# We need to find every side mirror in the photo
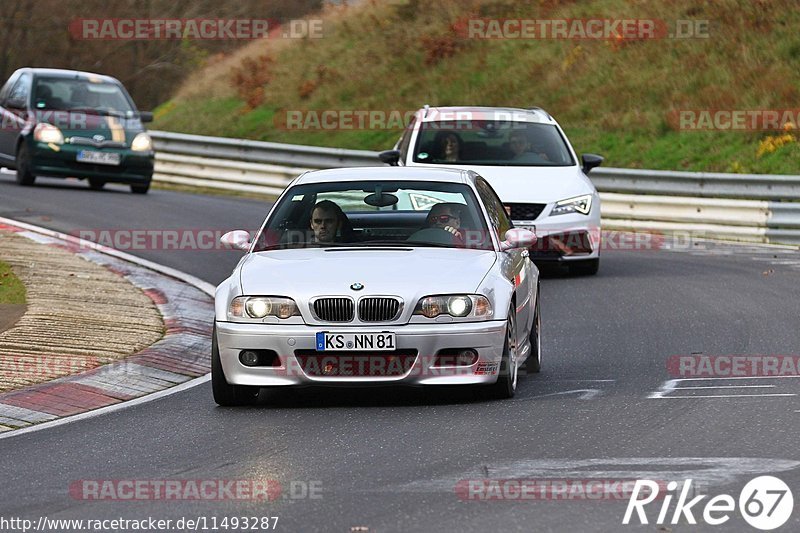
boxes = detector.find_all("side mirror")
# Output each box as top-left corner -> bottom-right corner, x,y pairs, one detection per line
6,97 -> 26,110
378,149 -> 400,166
581,153 -> 604,174
138,111 -> 154,123
220,230 -> 252,251
500,228 -> 536,251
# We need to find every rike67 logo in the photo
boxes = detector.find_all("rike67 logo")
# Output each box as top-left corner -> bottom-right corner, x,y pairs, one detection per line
623,476 -> 794,530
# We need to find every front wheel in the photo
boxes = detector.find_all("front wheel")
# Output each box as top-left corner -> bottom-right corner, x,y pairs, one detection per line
211,327 -> 260,406
525,293 -> 542,374
15,144 -> 36,186
130,182 -> 151,194
487,308 -> 518,399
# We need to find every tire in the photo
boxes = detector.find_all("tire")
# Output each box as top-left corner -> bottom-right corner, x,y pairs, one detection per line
487,308 -> 519,399
525,292 -> 542,374
569,258 -> 599,276
15,144 -> 36,186
211,326 -> 260,406
130,182 -> 151,194
88,178 -> 106,190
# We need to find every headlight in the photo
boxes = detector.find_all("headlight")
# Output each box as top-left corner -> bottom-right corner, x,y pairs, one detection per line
228,296 -> 300,320
130,132 -> 152,152
550,194 -> 592,216
414,295 -> 493,320
33,123 -> 64,145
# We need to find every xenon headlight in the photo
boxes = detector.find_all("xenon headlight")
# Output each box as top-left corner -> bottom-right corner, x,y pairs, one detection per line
550,194 -> 592,216
413,295 -> 493,320
228,296 -> 300,320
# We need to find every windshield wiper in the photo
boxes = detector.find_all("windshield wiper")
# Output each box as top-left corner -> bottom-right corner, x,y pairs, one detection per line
359,240 -> 455,248
68,107 -> 128,118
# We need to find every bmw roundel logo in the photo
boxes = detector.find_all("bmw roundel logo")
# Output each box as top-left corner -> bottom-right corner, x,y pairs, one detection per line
350,283 -> 364,291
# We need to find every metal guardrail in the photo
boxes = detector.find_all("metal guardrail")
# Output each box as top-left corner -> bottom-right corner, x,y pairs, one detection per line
150,131 -> 800,245
150,131 -> 377,169
589,167 -> 800,201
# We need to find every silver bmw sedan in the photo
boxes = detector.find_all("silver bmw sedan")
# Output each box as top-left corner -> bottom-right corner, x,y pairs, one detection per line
212,166 -> 541,405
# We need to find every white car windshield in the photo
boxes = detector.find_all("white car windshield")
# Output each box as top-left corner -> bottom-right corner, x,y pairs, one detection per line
413,121 -> 574,166
252,180 -> 495,251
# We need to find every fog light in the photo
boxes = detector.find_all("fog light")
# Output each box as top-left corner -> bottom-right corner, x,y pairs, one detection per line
433,348 -> 479,367
455,349 -> 478,366
239,350 -> 260,367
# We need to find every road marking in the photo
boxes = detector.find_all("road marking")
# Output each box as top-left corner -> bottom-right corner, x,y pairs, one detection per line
650,376 -> 800,399
547,379 -> 615,382
674,383 -> 781,388
673,375 -> 800,381
656,394 -> 795,399
389,457 -> 800,493
0,216 -> 216,440
0,374 -> 210,441
530,389 -> 602,400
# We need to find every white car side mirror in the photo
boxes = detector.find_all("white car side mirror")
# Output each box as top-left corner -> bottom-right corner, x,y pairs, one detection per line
500,228 -> 536,251
220,230 -> 252,251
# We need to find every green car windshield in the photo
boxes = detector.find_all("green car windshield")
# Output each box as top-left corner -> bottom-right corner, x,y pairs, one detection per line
32,77 -> 135,116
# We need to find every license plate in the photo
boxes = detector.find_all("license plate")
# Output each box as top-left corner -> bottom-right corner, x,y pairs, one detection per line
77,150 -> 120,166
316,332 -> 396,352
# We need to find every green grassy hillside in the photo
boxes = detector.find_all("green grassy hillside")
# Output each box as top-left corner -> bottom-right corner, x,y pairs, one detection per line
153,0 -> 800,174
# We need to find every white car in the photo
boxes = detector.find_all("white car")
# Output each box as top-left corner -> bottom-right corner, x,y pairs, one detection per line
213,167 -> 540,405
380,106 -> 603,275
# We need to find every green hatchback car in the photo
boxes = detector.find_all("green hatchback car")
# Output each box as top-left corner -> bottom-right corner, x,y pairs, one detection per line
0,68 -> 154,194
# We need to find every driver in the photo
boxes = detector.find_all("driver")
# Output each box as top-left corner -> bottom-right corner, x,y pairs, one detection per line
427,203 -> 463,240
309,200 -> 344,243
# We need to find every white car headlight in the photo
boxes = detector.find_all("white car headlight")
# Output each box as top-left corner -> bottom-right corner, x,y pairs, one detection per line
130,132 -> 152,152
414,295 -> 493,320
33,123 -> 64,145
550,194 -> 592,216
228,296 -> 300,320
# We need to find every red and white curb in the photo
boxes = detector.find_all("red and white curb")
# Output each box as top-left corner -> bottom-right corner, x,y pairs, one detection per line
0,217 -> 215,436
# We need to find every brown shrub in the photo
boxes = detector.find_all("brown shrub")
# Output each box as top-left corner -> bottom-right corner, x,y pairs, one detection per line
230,54 -> 274,109
298,79 -> 319,100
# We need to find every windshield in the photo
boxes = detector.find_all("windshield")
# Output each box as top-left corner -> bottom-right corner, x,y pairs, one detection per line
32,77 -> 135,115
412,121 -> 574,166
252,180 -> 494,252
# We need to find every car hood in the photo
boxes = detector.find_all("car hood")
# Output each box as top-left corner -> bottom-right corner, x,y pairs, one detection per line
413,163 -> 595,203
41,111 -> 145,145
239,247 -> 498,300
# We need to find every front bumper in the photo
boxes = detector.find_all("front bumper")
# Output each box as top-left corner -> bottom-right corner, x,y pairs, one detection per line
513,211 -> 601,263
215,320 -> 507,387
29,141 -> 153,183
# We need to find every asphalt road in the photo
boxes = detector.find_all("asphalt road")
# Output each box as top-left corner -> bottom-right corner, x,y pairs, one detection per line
1,176 -> 799,532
